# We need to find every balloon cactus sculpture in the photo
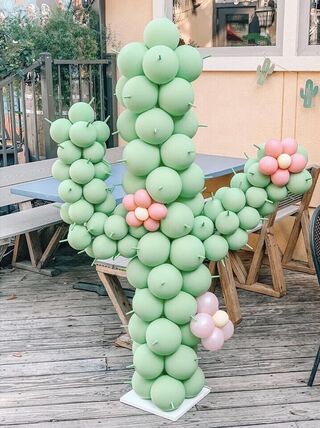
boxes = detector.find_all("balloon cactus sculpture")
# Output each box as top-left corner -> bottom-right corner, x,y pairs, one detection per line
50,17 -> 313,413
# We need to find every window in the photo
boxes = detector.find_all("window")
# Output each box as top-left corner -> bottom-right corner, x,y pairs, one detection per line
308,1 -> 320,45
299,0 -> 320,55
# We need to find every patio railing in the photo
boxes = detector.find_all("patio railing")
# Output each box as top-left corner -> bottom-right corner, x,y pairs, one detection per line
0,53 -> 118,167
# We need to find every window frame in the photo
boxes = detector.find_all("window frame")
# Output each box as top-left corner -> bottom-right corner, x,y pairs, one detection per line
153,0 -> 320,71
298,0 -> 320,56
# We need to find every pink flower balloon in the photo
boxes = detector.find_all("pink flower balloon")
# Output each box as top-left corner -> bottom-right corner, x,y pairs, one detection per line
202,327 -> 225,351
271,169 -> 290,186
282,138 -> 297,155
134,189 -> 152,209
221,321 -> 234,341
144,217 -> 160,232
148,203 -> 168,221
265,139 -> 283,158
259,156 -> 278,176
123,194 -> 137,211
126,211 -> 142,227
289,153 -> 307,173
190,313 -> 215,339
196,292 -> 219,315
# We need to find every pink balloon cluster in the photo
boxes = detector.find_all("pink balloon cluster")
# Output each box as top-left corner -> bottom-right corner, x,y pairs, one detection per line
190,292 -> 234,351
259,138 -> 307,187
123,189 -> 168,232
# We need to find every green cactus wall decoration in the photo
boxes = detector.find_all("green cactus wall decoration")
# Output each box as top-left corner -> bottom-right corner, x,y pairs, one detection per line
300,79 -> 319,108
256,58 -> 275,85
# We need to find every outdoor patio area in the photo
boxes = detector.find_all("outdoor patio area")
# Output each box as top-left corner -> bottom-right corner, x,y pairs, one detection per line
1,247 -> 319,428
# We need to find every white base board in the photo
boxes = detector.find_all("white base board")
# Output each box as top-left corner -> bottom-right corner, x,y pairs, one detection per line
120,387 -> 210,421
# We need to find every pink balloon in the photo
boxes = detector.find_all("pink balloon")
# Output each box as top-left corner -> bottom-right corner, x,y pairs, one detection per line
221,321 -> 234,341
196,292 -> 219,315
202,327 -> 225,351
288,153 -> 307,173
134,189 -> 152,209
265,139 -> 283,158
190,313 -> 215,339
282,138 -> 298,155
148,203 -> 168,221
125,211 -> 143,227
144,217 -> 160,232
271,168 -> 290,186
123,194 -> 137,211
259,156 -> 278,176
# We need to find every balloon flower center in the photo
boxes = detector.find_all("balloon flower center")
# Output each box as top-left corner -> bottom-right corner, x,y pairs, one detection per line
277,153 -> 291,169
135,207 -> 149,221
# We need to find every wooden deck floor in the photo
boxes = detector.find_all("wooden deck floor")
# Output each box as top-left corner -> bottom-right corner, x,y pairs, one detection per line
1,248 -> 320,428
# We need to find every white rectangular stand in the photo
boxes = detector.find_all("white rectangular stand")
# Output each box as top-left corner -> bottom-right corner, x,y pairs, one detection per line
120,387 -> 210,421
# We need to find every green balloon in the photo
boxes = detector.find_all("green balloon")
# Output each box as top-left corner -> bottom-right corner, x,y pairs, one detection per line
82,142 -> 106,164
144,18 -> 180,49
287,170 -> 313,195
69,159 -> 95,185
128,313 -> 149,344
146,167 -> 182,204
122,76 -> 158,114
137,232 -> 170,267
182,263 -> 212,297
94,161 -> 112,180
95,192 -> 116,215
230,172 -> 251,192
67,225 -> 92,251
150,375 -> 185,411
266,183 -> 288,202
191,215 -> 214,241
175,45 -> 203,82
68,102 -> 94,123
203,197 -> 224,221
123,139 -> 160,176
132,288 -> 164,322
225,228 -> 248,251
60,202 -> 72,224
146,318 -> 182,356
115,76 -> 128,108
86,212 -> 108,236
123,170 -> 146,194
92,121 -> 110,144
173,109 -> 199,138
69,121 -> 97,148
259,201 -> 276,217
143,45 -> 179,84
164,291 -> 197,325
132,371 -> 154,400
256,143 -> 266,160
117,42 -> 148,78
170,235 -> 205,271
114,203 -> 127,218
204,234 -> 229,261
83,178 -> 108,204
52,159 -> 70,181
177,193 -> 204,216
133,344 -> 164,380
147,263 -> 183,299
85,244 -> 95,258
68,199 -> 94,224
160,134 -> 196,171
246,163 -> 271,188
129,225 -> 147,239
215,186 -> 228,200
246,187 -> 268,208
237,206 -> 260,230
180,323 -> 200,347
244,157 -> 257,173
297,144 -> 308,161
91,235 -> 117,259
58,179 -> 82,203
104,214 -> 128,240
135,108 -> 174,145
118,235 -> 138,258
221,188 -> 246,213
159,77 -> 194,116
215,210 -> 240,235
183,367 -> 205,398
116,110 -> 138,142
165,345 -> 198,380
127,257 -> 151,289
57,140 -> 82,165
160,202 -> 194,239
49,118 -> 71,144
179,163 -> 204,198
132,342 -> 141,354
